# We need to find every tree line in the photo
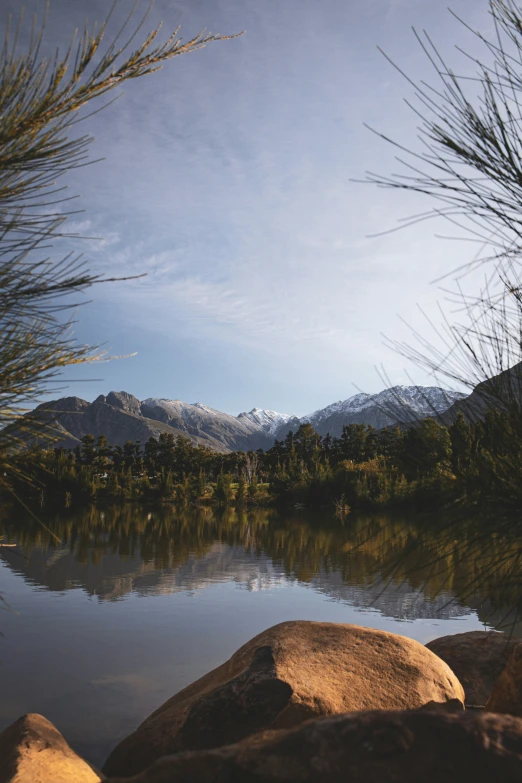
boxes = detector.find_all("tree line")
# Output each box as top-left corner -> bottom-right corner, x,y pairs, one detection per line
8,408 -> 522,510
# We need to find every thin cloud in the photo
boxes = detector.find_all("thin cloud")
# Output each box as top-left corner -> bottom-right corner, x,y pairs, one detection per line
16,0 -> 492,411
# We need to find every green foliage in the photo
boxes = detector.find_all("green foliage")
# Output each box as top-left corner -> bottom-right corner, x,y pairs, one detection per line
0,3 -> 241,488
400,419 -> 452,478
213,472 -> 234,506
364,0 -> 522,512
80,435 -> 96,466
247,476 -> 260,503
8,404 -> 522,511
366,0 -> 522,278
236,475 -> 247,506
448,408 -> 522,504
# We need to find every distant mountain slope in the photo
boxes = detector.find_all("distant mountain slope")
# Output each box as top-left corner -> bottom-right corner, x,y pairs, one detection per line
274,386 -> 467,439
31,393 -> 191,450
139,397 -> 277,451
28,385 -> 465,453
32,392 -> 285,452
236,407 -> 293,434
442,361 -> 522,423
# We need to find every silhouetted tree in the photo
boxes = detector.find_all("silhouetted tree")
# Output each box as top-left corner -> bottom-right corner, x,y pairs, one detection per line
0,2 -> 240,486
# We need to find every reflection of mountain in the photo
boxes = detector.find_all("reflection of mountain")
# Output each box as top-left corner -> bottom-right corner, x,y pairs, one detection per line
308,570 -> 469,622
131,544 -> 289,598
0,535 -> 286,601
0,540 -> 470,621
0,506 -> 500,623
1,544 -> 146,599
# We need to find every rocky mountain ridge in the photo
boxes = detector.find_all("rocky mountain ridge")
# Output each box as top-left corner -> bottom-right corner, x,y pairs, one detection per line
31,385 -> 467,453
34,392 -> 277,452
280,385 -> 467,439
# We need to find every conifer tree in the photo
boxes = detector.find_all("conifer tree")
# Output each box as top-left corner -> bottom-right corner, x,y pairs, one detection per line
214,471 -> 233,505
0,2 -> 241,485
449,413 -> 473,478
367,0 -> 522,416
80,434 -> 96,465
236,474 -> 247,506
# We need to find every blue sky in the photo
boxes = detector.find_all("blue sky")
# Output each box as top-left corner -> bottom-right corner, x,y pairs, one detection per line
4,0 -> 491,416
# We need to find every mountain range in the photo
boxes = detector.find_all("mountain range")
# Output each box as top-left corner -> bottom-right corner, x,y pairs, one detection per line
284,386 -> 466,439
31,385 -> 467,453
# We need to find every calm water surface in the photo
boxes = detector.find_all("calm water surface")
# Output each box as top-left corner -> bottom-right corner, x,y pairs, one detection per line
0,504 -> 519,766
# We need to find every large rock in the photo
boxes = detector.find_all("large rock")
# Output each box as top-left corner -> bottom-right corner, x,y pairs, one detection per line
486,641 -> 522,716
103,620 -> 464,777
426,630 -> 519,705
105,709 -> 522,783
0,713 -> 102,783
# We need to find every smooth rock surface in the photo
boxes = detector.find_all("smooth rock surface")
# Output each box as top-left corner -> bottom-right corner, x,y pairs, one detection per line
486,641 -> 522,716
0,713 -> 102,783
426,630 -> 519,705
105,709 -> 522,783
103,620 -> 464,777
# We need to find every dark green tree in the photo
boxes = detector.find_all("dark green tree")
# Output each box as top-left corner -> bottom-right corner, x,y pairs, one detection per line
449,413 -> 474,478
236,475 -> 247,506
401,419 -> 452,477
214,472 -> 233,505
80,434 -> 96,466
0,3 -> 241,486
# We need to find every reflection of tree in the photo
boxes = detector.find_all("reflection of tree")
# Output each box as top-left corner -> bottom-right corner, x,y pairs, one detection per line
1,505 -> 521,628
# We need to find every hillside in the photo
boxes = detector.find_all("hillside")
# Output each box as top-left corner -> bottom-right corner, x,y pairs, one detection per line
274,386 -> 467,440
30,392 -> 285,453
27,385 -> 465,453
443,362 -> 522,423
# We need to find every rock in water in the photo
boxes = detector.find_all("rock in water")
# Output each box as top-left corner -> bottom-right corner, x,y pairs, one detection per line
426,630 -> 519,706
103,620 -> 464,777
0,713 -> 101,783
104,709 -> 522,783
486,642 -> 522,716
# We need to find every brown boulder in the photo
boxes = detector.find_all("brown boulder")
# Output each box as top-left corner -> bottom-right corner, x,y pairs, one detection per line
486,641 -> 522,716
426,630 -> 519,705
103,620 -> 464,777
105,709 -> 522,783
0,713 -> 102,783
417,698 -> 464,712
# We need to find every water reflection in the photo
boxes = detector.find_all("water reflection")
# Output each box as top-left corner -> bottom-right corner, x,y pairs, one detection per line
1,504 -> 520,766
1,504 -> 519,627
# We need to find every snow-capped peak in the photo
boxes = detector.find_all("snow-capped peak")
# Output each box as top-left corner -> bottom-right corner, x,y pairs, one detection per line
142,398 -> 220,415
302,393 -> 372,424
140,387 -> 465,443
237,407 -> 294,435
142,397 -> 181,409
192,402 -> 220,415
300,385 -> 466,434
142,397 -> 292,433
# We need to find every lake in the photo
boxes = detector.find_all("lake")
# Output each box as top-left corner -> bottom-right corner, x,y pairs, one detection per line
0,503 -> 519,768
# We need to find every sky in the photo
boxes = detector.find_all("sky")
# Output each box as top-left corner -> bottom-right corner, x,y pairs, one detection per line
3,0 -> 494,416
